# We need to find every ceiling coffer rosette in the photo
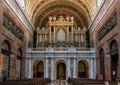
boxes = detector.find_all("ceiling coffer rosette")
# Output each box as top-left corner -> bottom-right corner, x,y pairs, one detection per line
25,0 -> 97,29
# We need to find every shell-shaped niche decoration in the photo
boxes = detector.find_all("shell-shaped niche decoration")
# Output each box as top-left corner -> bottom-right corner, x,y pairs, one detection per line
57,28 -> 66,42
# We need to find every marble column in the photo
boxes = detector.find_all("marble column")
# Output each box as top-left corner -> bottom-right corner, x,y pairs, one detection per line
73,58 -> 76,78
51,59 -> 54,80
67,59 -> 71,77
93,59 -> 96,79
28,58 -> 32,78
45,59 -> 48,78
90,59 -> 94,79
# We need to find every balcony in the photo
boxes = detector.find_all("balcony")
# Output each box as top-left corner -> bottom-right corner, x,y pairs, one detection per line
27,47 -> 95,52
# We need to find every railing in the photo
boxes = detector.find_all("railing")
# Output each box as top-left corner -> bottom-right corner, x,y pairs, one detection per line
28,47 -> 95,52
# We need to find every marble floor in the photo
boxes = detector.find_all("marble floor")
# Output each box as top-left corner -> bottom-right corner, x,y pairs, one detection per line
47,80 -> 72,85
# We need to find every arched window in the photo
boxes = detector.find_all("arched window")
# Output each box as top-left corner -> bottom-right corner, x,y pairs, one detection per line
100,48 -> 105,79
97,0 -> 103,7
17,0 -> 25,7
1,40 -> 11,56
1,40 -> 11,81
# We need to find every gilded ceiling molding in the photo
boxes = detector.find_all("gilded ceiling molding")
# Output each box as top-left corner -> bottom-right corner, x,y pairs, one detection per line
25,0 -> 97,29
26,0 -> 40,15
33,5 -> 88,27
26,0 -> 90,22
35,1 -> 90,22
30,0 -> 54,19
36,8 -> 85,28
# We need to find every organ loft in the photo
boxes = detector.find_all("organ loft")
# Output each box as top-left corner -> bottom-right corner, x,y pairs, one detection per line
37,16 -> 86,48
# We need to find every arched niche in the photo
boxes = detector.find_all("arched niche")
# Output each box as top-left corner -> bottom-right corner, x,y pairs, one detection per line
55,60 -> 66,79
110,40 -> 118,81
1,40 -> 11,81
33,60 -> 44,78
78,60 -> 89,78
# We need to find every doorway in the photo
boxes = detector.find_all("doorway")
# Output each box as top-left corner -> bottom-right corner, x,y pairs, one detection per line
33,60 -> 44,78
78,60 -> 88,78
57,62 -> 66,79
111,54 -> 118,81
110,40 -> 118,81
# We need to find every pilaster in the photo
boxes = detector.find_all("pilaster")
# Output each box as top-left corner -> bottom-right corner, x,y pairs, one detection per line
28,58 -> 32,78
51,59 -> 54,80
90,59 -> 94,79
67,58 -> 71,77
45,59 -> 48,78
73,58 -> 77,78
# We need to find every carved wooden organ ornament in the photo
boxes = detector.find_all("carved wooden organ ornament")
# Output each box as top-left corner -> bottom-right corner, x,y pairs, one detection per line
37,16 -> 86,47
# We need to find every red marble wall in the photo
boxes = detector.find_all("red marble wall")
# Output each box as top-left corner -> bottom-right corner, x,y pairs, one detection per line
0,0 -> 28,80
95,0 -> 120,81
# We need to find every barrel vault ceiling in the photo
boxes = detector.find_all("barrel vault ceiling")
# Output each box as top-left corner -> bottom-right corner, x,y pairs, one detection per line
25,0 -> 97,29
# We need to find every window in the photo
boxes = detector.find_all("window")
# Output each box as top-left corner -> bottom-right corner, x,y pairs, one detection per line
97,0 -> 103,7
17,0 -> 25,7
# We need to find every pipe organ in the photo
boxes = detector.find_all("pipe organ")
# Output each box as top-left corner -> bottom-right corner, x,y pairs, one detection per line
37,16 -> 86,47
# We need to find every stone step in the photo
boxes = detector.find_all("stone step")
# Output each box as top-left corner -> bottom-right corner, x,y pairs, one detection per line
46,80 -> 72,85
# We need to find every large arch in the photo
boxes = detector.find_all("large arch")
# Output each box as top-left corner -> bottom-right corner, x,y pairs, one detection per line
25,0 -> 98,30
78,60 -> 89,79
110,40 -> 118,81
33,60 -> 44,78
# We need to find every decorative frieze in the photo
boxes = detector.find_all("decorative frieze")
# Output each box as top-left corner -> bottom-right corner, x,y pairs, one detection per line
98,12 -> 117,41
3,14 -> 23,41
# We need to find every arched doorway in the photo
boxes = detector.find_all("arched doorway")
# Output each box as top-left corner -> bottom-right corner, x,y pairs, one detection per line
1,40 -> 11,81
78,60 -> 88,78
33,60 -> 44,78
56,60 -> 66,79
110,40 -> 118,81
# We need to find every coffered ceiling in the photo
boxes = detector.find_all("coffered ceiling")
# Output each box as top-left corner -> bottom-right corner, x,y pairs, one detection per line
25,0 -> 97,29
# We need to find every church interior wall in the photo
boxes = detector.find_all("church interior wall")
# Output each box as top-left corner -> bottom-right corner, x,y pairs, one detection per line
89,0 -> 116,49
26,51 -> 96,80
0,0 -> 30,80
95,0 -> 120,81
